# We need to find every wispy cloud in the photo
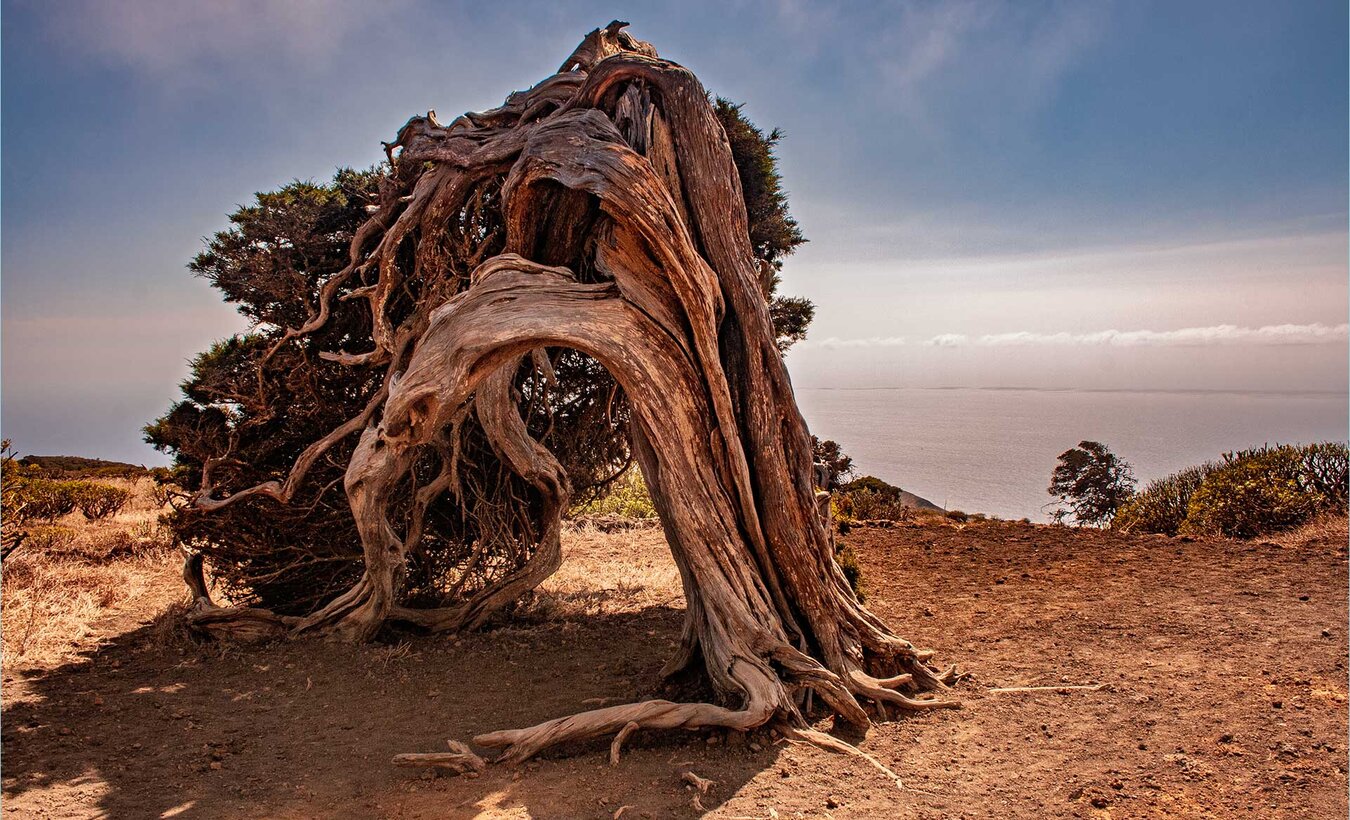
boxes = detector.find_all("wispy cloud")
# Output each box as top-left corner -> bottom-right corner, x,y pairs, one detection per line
864,1 -> 1108,132
33,0 -> 406,89
808,323 -> 1349,350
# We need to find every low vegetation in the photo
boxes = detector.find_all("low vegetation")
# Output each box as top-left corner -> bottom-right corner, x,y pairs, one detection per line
1109,441 -> 1348,538
567,469 -> 658,521
1,473 -> 176,664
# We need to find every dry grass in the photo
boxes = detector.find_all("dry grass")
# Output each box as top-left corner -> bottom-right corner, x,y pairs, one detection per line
518,521 -> 682,622
1,485 -> 689,665
2,477 -> 181,667
1269,512 -> 1349,549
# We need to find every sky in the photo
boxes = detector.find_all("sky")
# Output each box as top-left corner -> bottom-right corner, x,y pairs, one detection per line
2,0 -> 1346,463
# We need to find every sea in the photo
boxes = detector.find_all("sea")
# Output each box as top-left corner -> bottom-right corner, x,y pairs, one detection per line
795,387 -> 1349,522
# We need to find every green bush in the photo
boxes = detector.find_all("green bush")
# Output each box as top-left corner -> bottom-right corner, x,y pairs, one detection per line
835,544 -> 865,601
840,476 -> 903,498
12,479 -> 84,522
1113,464 -> 1213,536
835,476 -> 912,522
74,483 -> 133,520
1180,443 -> 1346,538
569,469 -> 657,519
1181,448 -> 1314,537
1290,441 -> 1348,508
1114,442 -> 1347,538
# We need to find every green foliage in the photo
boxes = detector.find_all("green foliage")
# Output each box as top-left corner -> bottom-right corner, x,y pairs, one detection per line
1113,464 -> 1210,536
569,469 -> 657,520
834,476 -> 910,522
713,98 -> 813,351
840,475 -> 903,497
1293,441 -> 1349,508
74,483 -> 133,521
713,98 -> 805,270
810,436 -> 854,490
1048,441 -> 1136,526
5,474 -> 132,524
1114,442 -> 1347,538
834,544 -> 865,602
1181,443 -> 1346,538
12,479 -> 84,523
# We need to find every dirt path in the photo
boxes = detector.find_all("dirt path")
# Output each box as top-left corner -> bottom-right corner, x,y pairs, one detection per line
3,520 -> 1346,818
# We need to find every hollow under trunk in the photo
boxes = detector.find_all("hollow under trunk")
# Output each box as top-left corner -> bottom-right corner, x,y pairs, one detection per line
184,21 -> 959,767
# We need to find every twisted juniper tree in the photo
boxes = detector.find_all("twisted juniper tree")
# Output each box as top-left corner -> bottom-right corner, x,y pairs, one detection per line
153,22 -> 957,766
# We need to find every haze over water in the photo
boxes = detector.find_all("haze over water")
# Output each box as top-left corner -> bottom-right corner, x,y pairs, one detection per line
797,387 -> 1349,521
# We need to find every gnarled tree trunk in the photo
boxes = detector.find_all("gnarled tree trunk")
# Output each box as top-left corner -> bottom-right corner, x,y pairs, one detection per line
185,21 -> 958,766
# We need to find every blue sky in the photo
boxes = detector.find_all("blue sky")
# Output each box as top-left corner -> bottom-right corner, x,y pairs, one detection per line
2,0 -> 1346,462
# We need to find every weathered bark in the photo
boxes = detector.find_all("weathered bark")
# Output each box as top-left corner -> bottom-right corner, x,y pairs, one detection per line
184,21 -> 959,767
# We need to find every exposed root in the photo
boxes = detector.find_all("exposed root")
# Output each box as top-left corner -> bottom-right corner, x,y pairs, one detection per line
778,724 -> 906,791
473,691 -> 776,766
181,21 -> 967,780
181,553 -> 296,641
681,769 -> 717,794
844,669 -> 961,713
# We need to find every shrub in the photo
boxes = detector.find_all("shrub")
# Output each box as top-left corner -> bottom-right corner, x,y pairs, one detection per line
1113,464 -> 1213,536
1181,448 -> 1315,538
1179,443 -> 1346,538
840,475 -> 902,498
13,479 -> 83,522
835,544 -> 865,601
1287,441 -> 1347,508
569,469 -> 657,519
1115,442 -> 1347,538
945,509 -> 969,523
834,476 -> 914,522
74,483 -> 133,520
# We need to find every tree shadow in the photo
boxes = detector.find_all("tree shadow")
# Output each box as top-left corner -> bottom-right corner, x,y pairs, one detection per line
2,599 -> 799,819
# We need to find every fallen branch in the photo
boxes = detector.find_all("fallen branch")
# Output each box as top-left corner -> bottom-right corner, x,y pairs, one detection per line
391,740 -> 487,775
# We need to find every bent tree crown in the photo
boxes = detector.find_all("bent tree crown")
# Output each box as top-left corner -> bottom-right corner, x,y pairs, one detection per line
180,21 -> 958,767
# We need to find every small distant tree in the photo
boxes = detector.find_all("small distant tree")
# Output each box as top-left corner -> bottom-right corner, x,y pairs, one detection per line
1048,441 -> 1136,526
811,436 -> 854,490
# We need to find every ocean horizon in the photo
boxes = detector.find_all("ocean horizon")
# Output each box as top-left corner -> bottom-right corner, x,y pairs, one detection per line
795,385 -> 1348,521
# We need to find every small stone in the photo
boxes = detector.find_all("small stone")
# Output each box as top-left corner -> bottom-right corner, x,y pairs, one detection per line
1110,779 -> 1123,790
1091,796 -> 1109,808
1299,595 -> 1310,601
825,797 -> 839,809
209,761 -> 223,771
1271,701 -> 1283,709
58,727 -> 72,736
1219,733 -> 1234,744
749,742 -> 763,752
1322,630 -> 1332,638
705,734 -> 720,746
